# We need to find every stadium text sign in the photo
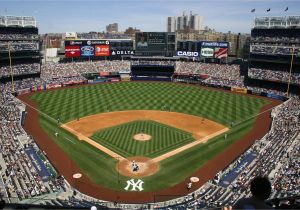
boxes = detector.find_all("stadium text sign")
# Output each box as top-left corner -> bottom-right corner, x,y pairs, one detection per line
176,51 -> 199,57
201,41 -> 229,48
111,50 -> 134,56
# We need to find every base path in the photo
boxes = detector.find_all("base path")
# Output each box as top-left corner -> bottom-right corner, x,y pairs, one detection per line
63,110 -> 226,139
62,110 -> 228,163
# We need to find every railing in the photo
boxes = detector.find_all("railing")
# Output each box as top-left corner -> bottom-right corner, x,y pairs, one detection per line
0,15 -> 37,27
253,16 -> 300,29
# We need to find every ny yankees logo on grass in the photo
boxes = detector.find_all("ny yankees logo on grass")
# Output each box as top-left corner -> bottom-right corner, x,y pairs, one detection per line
124,179 -> 144,191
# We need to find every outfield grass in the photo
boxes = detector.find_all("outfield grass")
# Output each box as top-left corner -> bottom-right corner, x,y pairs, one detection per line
30,82 -> 269,126
30,82 -> 271,191
91,120 -> 195,158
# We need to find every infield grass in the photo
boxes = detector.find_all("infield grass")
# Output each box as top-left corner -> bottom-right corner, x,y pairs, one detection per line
90,120 -> 195,158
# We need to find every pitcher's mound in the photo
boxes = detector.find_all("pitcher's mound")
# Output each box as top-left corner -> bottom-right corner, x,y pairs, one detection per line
116,157 -> 159,178
133,133 -> 152,141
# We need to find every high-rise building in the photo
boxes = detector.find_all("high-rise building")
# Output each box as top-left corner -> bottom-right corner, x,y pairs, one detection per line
167,11 -> 204,32
106,23 -> 118,34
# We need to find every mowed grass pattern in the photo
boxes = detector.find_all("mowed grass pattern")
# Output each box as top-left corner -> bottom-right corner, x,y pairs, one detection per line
91,120 -> 195,158
28,82 -> 272,191
30,82 -> 270,126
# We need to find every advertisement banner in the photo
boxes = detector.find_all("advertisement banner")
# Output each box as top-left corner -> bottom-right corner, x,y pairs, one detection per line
266,93 -> 286,101
65,40 -> 109,46
176,51 -> 199,57
214,48 -> 228,59
65,46 -> 80,57
80,45 -> 94,56
95,45 -> 110,56
231,87 -> 248,94
110,50 -> 134,56
24,147 -> 51,181
17,88 -> 30,95
46,84 -> 61,89
100,72 -> 110,76
201,41 -> 229,48
65,32 -> 77,39
201,48 -> 214,57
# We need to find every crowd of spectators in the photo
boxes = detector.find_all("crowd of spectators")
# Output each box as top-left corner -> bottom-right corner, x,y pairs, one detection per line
41,60 -> 130,78
248,68 -> 300,85
1,78 -> 45,93
0,89 -> 66,203
251,44 -> 300,56
174,62 -> 244,87
0,33 -> 39,40
0,63 -> 40,78
175,62 -> 241,80
203,77 -> 245,88
0,41 -> 39,52
251,36 -> 300,44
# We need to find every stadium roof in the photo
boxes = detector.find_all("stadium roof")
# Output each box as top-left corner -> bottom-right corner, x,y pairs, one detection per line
0,15 -> 37,28
253,15 -> 300,29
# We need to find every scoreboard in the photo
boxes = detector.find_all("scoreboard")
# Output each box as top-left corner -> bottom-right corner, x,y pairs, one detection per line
135,32 -> 176,56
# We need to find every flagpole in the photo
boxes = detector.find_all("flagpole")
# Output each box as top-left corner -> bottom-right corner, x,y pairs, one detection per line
8,42 -> 15,93
286,46 -> 295,97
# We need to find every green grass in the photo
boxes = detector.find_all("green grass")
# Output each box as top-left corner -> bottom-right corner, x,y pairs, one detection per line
91,120 -> 195,158
30,82 -> 269,126
29,82 -> 271,191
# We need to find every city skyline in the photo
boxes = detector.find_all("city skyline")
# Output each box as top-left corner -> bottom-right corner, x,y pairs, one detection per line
1,0 -> 299,34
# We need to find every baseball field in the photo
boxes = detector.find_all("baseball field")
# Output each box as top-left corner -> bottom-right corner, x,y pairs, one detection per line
18,82 -> 280,203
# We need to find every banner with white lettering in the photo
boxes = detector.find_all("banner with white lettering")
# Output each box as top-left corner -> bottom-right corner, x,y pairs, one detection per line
24,146 -> 51,181
176,51 -> 199,57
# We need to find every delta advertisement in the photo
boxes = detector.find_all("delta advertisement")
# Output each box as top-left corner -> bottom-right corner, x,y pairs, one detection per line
200,41 -> 229,59
65,40 -> 110,57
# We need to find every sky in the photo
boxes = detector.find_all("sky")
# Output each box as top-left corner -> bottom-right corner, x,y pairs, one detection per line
1,0 -> 299,34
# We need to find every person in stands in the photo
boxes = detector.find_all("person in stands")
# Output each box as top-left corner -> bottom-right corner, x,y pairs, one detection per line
233,176 -> 273,209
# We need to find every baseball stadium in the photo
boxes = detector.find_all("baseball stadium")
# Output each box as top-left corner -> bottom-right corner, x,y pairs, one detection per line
0,5 -> 300,210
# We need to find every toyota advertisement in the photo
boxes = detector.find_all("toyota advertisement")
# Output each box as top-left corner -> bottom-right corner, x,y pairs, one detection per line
65,40 -> 110,57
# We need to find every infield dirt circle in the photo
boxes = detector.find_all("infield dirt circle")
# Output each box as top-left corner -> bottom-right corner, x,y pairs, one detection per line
133,133 -> 152,141
117,157 -> 159,178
